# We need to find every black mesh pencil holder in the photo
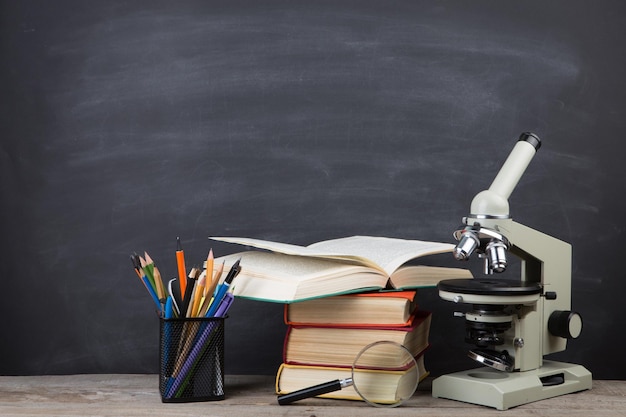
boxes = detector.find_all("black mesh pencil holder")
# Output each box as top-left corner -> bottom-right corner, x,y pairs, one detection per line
159,317 -> 225,402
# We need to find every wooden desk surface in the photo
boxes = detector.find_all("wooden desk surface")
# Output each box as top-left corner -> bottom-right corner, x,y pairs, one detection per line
0,374 -> 624,417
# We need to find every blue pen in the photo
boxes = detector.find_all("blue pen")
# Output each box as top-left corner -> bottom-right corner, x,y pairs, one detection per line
164,296 -> 174,319
205,259 -> 241,317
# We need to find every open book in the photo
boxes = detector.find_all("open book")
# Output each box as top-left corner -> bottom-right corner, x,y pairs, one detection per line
210,235 -> 472,303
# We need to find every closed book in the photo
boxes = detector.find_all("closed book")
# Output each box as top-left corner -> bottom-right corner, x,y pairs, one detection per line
283,310 -> 431,368
284,290 -> 418,327
275,354 -> 429,403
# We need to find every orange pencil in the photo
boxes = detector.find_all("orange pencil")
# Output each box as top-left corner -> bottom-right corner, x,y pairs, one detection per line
176,237 -> 187,296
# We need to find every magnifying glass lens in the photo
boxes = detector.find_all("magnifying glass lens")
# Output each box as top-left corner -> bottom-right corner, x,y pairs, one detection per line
277,340 -> 419,407
352,341 -> 419,407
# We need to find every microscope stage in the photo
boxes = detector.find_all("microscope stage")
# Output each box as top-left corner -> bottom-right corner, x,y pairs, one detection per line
438,278 -> 542,295
438,278 -> 543,304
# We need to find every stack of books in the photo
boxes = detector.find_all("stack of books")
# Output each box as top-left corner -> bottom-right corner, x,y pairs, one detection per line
275,291 -> 432,403
208,235 -> 472,403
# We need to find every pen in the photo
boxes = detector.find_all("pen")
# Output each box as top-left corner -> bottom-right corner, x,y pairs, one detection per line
206,259 -> 241,317
214,291 -> 235,318
167,278 -> 182,317
176,237 -> 187,297
164,296 -> 174,319
181,267 -> 198,318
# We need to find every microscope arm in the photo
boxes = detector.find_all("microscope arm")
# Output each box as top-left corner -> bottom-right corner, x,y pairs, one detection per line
505,220 -> 578,354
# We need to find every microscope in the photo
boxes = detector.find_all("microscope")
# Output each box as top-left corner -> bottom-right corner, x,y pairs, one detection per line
431,133 -> 592,410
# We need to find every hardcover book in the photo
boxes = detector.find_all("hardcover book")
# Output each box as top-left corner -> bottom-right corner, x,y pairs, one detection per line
210,235 -> 472,303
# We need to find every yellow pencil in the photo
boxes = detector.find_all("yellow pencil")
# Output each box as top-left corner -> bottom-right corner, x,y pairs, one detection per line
206,249 -> 214,281
198,261 -> 223,317
204,261 -> 222,298
152,266 -> 166,302
191,272 -> 206,317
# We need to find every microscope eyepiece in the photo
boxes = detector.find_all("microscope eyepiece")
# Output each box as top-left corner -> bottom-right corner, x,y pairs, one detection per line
518,132 -> 541,151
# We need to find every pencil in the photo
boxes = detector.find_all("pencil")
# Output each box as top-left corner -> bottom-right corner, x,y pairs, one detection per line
197,261 -> 223,317
205,249 -> 214,285
130,253 -> 153,297
176,237 -> 187,296
144,252 -> 165,302
190,272 -> 206,317
131,253 -> 142,278
131,253 -> 160,310
152,265 -> 166,303
205,261 -> 223,297
139,255 -> 157,294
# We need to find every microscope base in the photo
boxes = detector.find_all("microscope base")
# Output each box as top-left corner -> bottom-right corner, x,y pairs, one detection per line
432,360 -> 592,410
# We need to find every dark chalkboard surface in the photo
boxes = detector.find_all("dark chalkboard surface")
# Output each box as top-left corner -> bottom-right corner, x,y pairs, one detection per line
1,0 -> 625,379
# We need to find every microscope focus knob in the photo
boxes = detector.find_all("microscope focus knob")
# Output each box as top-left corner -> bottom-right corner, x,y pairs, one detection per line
548,310 -> 583,339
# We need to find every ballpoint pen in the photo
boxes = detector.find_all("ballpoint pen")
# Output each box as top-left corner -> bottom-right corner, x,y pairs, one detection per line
206,259 -> 241,317
181,268 -> 199,318
214,291 -> 235,318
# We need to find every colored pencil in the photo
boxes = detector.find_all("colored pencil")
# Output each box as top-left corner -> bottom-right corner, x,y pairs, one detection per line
176,237 -> 187,297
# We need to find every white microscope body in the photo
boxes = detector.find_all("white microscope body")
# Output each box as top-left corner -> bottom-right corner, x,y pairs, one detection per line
432,133 -> 592,410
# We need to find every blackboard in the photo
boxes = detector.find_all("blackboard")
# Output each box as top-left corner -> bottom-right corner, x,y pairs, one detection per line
1,0 -> 625,380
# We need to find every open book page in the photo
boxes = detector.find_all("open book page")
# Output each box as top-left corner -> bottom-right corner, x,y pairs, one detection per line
390,265 -> 473,288
217,251 -> 387,302
307,236 -> 454,276
211,236 -> 454,276
211,237 -> 312,256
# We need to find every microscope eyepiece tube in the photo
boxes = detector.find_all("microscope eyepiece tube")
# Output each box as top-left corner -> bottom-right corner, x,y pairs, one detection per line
488,133 -> 541,201
469,133 -> 542,217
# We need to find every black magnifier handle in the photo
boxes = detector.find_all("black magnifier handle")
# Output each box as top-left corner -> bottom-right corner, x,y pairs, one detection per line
278,378 -> 352,405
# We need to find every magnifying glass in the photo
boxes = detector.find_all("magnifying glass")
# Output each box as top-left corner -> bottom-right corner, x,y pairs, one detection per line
277,340 -> 419,407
